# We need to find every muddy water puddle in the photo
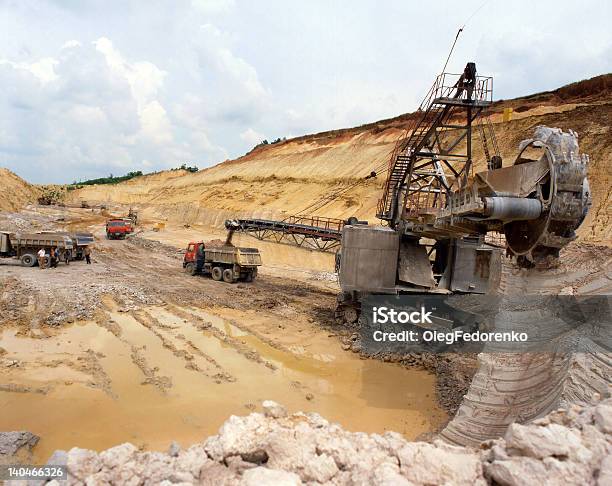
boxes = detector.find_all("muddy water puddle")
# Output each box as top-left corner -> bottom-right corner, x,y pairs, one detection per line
1,306 -> 446,462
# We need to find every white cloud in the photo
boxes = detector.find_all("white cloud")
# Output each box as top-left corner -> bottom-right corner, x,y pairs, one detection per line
191,0 -> 235,14
0,36 -> 221,182
93,37 -> 175,145
0,57 -> 59,84
0,0 -> 609,184
240,127 -> 265,146
194,23 -> 270,124
140,101 -> 173,144
68,105 -> 106,125
61,40 -> 81,50
94,37 -> 166,108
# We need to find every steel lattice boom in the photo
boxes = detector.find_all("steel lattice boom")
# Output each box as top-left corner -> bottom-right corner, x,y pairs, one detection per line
225,215 -> 348,252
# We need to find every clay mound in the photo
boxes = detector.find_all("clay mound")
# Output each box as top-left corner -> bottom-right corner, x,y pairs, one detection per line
205,239 -> 227,248
0,168 -> 41,211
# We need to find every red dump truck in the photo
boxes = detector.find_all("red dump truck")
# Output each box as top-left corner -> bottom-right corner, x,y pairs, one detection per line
105,218 -> 133,239
183,241 -> 262,283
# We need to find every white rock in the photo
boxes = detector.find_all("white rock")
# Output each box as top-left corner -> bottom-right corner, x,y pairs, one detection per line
486,457 -> 549,486
67,447 -> 102,480
594,404 -> 612,434
262,400 -> 288,419
168,441 -> 181,457
505,423 -> 590,462
397,441 -> 486,485
240,467 -> 302,486
99,442 -> 137,469
598,453 -> 612,486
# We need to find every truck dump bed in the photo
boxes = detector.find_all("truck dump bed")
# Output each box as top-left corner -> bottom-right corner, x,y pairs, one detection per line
205,246 -> 262,266
13,233 -> 74,249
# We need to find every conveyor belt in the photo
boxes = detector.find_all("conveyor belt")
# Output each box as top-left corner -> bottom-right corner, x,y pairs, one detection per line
225,215 -> 346,251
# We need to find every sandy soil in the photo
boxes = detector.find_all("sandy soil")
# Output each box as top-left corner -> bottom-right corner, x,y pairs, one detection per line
0,169 -> 41,212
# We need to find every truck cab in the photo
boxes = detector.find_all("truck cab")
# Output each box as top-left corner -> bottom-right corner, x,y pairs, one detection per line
183,241 -> 201,265
106,219 -> 132,239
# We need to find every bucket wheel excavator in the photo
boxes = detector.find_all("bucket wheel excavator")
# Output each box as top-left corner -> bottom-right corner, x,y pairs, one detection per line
336,62 -> 591,323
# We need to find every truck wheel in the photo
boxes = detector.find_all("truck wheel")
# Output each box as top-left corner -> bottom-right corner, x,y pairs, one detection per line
212,267 -> 223,281
222,268 -> 235,283
184,263 -> 195,275
244,272 -> 253,282
21,253 -> 36,267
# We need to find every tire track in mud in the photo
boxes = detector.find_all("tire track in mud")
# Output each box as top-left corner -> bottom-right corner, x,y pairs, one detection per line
73,349 -> 117,399
128,345 -> 173,393
130,309 -> 236,383
94,313 -> 173,394
163,304 -> 278,371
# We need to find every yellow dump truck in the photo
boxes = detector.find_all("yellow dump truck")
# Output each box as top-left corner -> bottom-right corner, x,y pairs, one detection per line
183,241 -> 262,283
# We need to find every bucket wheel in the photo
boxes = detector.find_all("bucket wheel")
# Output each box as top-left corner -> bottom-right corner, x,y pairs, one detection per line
504,128 -> 591,268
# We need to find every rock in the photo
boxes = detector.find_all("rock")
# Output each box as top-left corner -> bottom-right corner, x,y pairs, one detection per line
486,457 -> 549,485
301,453 -> 338,483
99,442 -> 137,469
46,449 -> 68,466
598,453 -> 612,486
66,447 -> 102,480
240,467 -> 302,486
594,403 -> 612,434
40,399 -> 611,485
504,423 -> 589,461
262,400 -> 287,419
167,441 -> 181,457
0,431 -> 39,457
397,440 -> 486,485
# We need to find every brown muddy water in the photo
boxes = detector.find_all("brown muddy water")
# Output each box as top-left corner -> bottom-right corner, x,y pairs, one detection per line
1,306 -> 446,462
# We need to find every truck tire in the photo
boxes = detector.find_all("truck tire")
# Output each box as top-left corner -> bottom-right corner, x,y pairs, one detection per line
244,271 -> 253,282
222,268 -> 235,283
21,253 -> 36,267
212,267 -> 223,281
184,262 -> 195,275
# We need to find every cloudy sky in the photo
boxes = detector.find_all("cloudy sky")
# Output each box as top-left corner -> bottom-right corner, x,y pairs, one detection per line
1,0 -> 610,183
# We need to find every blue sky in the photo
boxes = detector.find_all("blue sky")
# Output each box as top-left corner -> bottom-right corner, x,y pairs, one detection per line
1,0 -> 610,183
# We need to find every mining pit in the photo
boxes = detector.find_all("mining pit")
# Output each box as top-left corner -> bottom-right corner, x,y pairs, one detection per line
1,206 -> 451,463
1,204 -> 610,472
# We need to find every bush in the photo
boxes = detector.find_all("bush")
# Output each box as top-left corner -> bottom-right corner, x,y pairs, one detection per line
69,171 -> 143,187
